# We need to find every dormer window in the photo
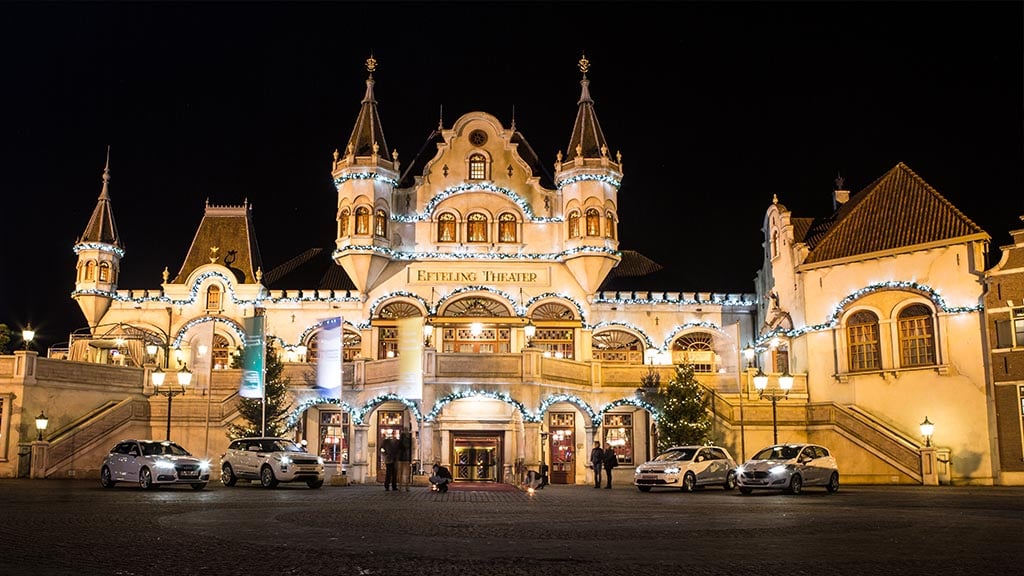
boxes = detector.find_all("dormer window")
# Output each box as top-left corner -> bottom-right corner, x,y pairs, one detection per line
468,212 -> 488,242
586,208 -> 601,236
355,206 -> 370,235
469,153 -> 487,180
568,210 -> 581,238
374,209 -> 387,238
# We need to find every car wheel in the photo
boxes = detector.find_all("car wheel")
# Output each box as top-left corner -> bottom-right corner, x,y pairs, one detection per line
723,470 -> 737,490
100,466 -> 116,489
139,467 -> 156,490
681,472 -> 697,493
191,482 -> 208,490
637,486 -> 652,492
739,487 -> 753,495
221,464 -> 237,487
826,472 -> 840,493
260,466 -> 279,488
307,479 -> 324,489
787,474 -> 803,495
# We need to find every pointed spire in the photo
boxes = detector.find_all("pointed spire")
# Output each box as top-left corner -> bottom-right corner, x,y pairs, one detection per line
438,104 -> 444,131
346,53 -> 390,158
77,146 -> 122,247
565,52 -> 610,162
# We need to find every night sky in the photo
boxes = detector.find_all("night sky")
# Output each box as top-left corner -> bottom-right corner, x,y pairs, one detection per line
2,1 -> 1021,352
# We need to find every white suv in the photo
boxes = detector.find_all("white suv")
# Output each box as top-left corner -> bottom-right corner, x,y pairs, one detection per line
220,437 -> 325,489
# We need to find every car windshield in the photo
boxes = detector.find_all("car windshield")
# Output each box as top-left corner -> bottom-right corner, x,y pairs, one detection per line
752,445 -> 800,460
270,440 -> 303,452
654,448 -> 696,462
141,441 -> 190,457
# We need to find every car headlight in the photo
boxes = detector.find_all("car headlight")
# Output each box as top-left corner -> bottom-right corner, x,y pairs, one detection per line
199,460 -> 211,472
280,456 -> 292,465
664,466 -> 681,474
317,457 -> 325,465
635,467 -> 642,474
154,460 -> 175,470
769,464 -> 789,475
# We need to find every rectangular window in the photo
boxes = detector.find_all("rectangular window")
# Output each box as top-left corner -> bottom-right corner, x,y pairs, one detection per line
996,319 -> 1013,348
534,328 -> 574,360
899,316 -> 935,366
319,411 -> 349,464
603,413 -> 633,465
848,324 -> 880,371
0,394 -> 10,461
1013,308 -> 1024,346
378,327 -> 399,359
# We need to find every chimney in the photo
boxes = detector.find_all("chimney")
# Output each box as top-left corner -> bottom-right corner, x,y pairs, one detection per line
833,173 -> 849,210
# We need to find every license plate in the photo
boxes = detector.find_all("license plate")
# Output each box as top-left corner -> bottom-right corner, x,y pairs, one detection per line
180,471 -> 198,478
642,474 -> 657,480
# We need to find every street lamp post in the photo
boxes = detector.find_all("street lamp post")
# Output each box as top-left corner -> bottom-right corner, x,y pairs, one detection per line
423,318 -> 434,347
22,324 -> 35,350
524,319 -> 536,348
753,367 -> 792,444
151,364 -> 193,440
919,416 -> 935,447
35,411 -> 48,441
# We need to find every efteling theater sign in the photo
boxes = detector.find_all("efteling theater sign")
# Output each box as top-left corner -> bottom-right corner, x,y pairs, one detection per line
408,266 -> 549,286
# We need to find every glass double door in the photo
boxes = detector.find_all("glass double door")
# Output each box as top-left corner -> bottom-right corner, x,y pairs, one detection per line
452,434 -> 501,482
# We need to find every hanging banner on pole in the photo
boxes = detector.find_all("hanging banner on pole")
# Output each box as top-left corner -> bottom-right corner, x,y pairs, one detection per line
316,316 -> 343,399
240,316 -> 265,399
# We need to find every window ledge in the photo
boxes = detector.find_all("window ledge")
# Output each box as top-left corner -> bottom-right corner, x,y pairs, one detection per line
835,363 -> 947,382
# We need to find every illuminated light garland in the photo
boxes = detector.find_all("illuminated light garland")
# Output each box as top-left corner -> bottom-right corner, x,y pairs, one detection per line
296,318 -> 359,346
176,316 -> 247,349
356,393 -> 424,424
368,291 -> 431,320
600,397 -> 659,421
590,321 -> 655,349
524,292 -> 588,326
555,173 -> 622,190
286,397 -> 360,429
537,393 -> 599,426
591,293 -> 759,307
432,286 -> 522,316
73,242 -> 126,258
425,389 -> 540,423
401,183 -> 560,224
660,321 -> 726,352
332,244 -> 620,262
332,171 -> 399,188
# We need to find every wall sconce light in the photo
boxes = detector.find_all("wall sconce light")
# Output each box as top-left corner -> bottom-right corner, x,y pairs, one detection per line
743,344 -> 755,369
35,411 -> 48,441
919,416 -> 935,447
524,319 -> 536,347
22,324 -> 35,350
423,319 -> 434,347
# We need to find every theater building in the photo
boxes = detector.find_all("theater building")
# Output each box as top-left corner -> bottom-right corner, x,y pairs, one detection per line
1,56 -> 1013,486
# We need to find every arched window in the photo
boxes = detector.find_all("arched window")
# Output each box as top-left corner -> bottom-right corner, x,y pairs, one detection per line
206,285 -> 222,312
672,332 -> 717,373
469,153 -> 487,180
585,208 -> 601,236
568,210 -> 581,238
355,206 -> 370,235
498,212 -> 517,243
374,209 -> 387,238
308,328 -> 362,363
438,213 -> 457,242
592,329 -> 643,364
339,208 -> 350,236
212,333 -> 231,370
604,211 -> 616,239
771,230 -> 780,259
847,310 -> 881,371
98,261 -> 111,282
467,212 -> 488,242
85,261 -> 96,281
898,304 -> 936,367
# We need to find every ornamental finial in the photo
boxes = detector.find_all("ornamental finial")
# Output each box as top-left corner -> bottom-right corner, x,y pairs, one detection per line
578,53 -> 590,75
366,53 -> 377,75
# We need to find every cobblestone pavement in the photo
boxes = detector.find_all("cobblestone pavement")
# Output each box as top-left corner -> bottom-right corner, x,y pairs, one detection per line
2,479 -> 1022,575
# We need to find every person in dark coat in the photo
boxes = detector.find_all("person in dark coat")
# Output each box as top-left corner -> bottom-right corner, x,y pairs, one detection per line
602,443 -> 618,489
381,436 -> 401,491
589,440 -> 604,488
429,463 -> 453,492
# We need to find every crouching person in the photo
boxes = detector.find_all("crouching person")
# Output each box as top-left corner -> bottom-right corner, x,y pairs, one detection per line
429,463 -> 453,493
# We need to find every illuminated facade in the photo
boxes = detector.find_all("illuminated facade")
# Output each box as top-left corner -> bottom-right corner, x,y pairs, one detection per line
1,56 -> 1012,485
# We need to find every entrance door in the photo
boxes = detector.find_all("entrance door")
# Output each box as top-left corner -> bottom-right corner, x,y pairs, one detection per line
452,434 -> 501,482
376,410 -> 404,483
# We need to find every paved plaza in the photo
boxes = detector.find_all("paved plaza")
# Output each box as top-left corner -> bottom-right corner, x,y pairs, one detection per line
2,479 -> 1021,575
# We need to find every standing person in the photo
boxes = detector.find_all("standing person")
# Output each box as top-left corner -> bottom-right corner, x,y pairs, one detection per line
602,443 -> 618,489
589,440 -> 604,488
381,435 -> 401,491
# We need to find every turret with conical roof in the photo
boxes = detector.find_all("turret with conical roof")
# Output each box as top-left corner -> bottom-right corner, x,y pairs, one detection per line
331,55 -> 401,293
73,147 -> 125,327
554,54 -> 622,294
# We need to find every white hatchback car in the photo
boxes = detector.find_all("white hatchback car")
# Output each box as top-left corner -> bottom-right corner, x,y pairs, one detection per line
220,437 -> 325,489
736,443 -> 840,494
100,439 -> 211,490
634,445 -> 738,492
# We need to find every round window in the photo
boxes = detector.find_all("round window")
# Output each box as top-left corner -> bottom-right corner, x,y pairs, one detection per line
469,130 -> 488,146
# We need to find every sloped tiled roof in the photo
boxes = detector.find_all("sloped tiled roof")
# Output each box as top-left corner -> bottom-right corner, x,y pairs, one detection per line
347,73 -> 389,158
564,73 -> 609,162
597,250 -> 665,291
77,149 -> 121,247
262,246 -> 355,291
801,162 -> 988,265
172,202 -> 262,284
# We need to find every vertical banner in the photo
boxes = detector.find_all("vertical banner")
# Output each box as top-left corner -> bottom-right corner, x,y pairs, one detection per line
240,316 -> 265,399
397,316 -> 423,387
193,320 -> 216,394
316,316 -> 343,399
